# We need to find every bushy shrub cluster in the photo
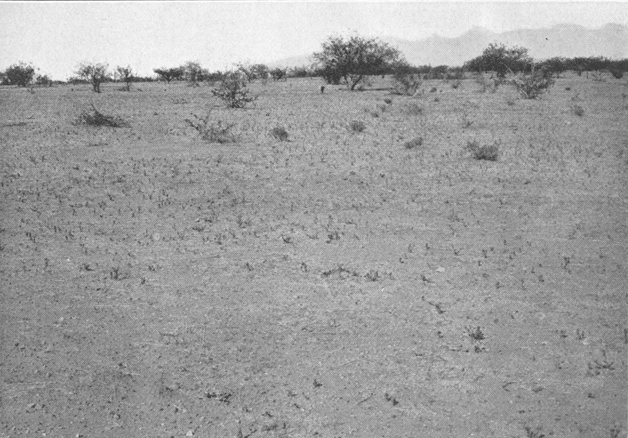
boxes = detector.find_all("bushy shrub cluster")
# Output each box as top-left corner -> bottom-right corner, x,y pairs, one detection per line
212,72 -> 256,108
185,110 -> 237,143
511,70 -> 555,99
466,140 -> 499,161
76,104 -> 129,128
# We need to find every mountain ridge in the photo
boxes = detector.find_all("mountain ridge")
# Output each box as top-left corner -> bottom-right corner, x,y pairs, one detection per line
268,23 -> 628,69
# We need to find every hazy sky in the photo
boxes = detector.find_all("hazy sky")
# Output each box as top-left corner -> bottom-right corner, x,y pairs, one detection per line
1,2 -> 627,80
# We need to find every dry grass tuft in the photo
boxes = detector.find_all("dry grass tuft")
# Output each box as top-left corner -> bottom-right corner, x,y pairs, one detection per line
76,104 -> 129,128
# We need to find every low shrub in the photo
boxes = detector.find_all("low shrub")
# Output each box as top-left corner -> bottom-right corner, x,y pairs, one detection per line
392,73 -> 421,96
610,69 -> 624,79
76,104 -> 129,128
466,140 -> 499,161
404,137 -> 423,149
511,71 -> 555,99
429,87 -> 437,93
572,105 -> 585,117
186,111 -> 237,143
270,126 -> 289,141
349,120 -> 366,132
383,98 -> 392,105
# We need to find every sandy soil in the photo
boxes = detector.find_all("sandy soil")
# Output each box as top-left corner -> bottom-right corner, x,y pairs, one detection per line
1,75 -> 626,438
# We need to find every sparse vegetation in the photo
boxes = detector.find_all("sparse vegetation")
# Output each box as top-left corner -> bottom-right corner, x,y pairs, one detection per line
185,110 -> 237,143
76,104 -> 129,128
1,36 -> 626,438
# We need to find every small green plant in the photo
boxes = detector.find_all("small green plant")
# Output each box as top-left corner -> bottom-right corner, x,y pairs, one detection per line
76,104 -> 129,128
186,110 -> 237,143
349,120 -> 366,132
383,98 -> 392,105
404,137 -> 423,149
572,104 -> 585,117
505,98 -> 515,106
429,87 -> 437,93
466,140 -> 499,161
451,80 -> 461,89
270,126 -> 289,141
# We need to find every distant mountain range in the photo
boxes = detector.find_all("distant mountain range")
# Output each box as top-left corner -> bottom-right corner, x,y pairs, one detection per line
269,23 -> 628,69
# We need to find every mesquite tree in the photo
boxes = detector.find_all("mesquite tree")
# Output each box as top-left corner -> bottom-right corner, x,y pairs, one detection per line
313,34 -> 403,90
76,62 -> 109,93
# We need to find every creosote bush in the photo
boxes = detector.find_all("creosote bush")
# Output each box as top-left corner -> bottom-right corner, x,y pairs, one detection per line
270,126 -> 289,141
186,111 -> 237,143
349,120 -> 366,132
466,139 -> 499,161
511,71 -> 555,99
76,104 -> 129,128
404,137 -> 423,149
572,105 -> 585,117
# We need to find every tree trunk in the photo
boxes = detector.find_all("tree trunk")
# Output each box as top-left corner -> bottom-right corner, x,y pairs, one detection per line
350,75 -> 363,91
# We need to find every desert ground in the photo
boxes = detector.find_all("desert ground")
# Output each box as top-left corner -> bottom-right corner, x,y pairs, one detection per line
1,74 -> 626,438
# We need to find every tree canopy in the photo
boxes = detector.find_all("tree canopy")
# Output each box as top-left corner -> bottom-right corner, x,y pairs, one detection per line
5,62 -> 36,87
153,67 -> 184,83
313,35 -> 403,90
76,62 -> 109,93
464,43 -> 532,77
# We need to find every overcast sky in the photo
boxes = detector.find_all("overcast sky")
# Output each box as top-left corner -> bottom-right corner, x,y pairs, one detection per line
1,2 -> 627,80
